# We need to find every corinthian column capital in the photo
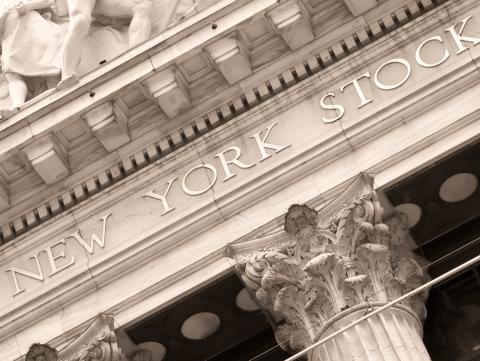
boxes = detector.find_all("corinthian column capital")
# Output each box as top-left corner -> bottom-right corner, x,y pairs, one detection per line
25,315 -> 149,361
227,174 -> 431,360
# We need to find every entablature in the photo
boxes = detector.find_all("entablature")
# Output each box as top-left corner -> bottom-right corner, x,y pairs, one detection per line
0,0 -> 442,246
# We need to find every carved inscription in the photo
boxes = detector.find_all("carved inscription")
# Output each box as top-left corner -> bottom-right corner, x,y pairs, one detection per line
321,16 -> 480,122
142,122 -> 290,214
4,122 -> 290,297
6,214 -> 111,296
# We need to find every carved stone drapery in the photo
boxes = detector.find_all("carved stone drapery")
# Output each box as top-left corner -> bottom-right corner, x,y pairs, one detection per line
25,315 -> 150,361
226,175 -> 431,361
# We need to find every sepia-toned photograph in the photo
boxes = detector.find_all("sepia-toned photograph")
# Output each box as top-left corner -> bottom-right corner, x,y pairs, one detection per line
0,0 -> 479,360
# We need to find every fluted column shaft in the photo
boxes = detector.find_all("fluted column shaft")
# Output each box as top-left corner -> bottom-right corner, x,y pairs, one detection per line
310,306 -> 430,361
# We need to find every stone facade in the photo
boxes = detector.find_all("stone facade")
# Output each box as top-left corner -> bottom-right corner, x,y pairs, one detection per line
0,0 -> 479,359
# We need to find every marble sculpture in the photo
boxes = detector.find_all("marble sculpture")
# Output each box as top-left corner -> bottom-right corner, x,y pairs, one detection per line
0,0 -> 179,116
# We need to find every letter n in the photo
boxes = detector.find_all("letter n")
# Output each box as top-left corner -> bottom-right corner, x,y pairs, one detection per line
6,254 -> 44,296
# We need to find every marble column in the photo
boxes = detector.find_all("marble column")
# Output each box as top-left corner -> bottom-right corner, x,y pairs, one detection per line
25,315 -> 149,361
226,175 -> 431,361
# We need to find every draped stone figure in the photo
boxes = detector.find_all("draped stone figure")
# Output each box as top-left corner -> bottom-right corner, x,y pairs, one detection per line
0,0 -> 211,115
0,0 -> 63,116
0,0 -> 155,114
57,0 -> 154,89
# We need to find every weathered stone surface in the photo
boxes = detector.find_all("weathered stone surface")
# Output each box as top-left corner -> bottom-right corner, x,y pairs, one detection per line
25,315 -> 152,361
0,180 -> 9,212
206,37 -> 252,84
144,68 -> 192,118
227,175 -> 430,360
25,343 -> 58,361
343,0 -> 378,16
23,135 -> 69,185
84,102 -> 130,152
267,0 -> 315,50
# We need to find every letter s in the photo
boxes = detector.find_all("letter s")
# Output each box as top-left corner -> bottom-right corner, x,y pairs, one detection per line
320,93 -> 345,123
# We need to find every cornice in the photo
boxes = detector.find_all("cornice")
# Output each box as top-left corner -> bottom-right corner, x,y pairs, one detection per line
0,0 -> 244,136
0,0 -> 451,246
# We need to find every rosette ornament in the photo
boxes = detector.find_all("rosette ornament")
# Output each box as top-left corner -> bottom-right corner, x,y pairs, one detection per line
226,174 -> 432,360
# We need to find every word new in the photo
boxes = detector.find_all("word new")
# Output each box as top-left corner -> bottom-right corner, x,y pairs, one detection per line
6,214 -> 111,296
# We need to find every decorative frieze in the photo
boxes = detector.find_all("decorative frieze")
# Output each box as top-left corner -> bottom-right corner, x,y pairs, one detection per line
143,67 -> 192,118
83,102 -> 130,152
205,37 -> 252,84
23,135 -> 69,185
267,0 -> 315,50
343,0 -> 378,16
227,175 -> 430,360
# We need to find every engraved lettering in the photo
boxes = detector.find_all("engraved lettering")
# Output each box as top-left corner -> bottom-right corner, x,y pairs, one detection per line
374,58 -> 411,90
182,164 -> 218,196
415,36 -> 450,68
143,177 -> 178,215
320,93 -> 345,123
45,239 -> 75,277
6,254 -> 44,296
445,16 -> 480,55
215,146 -> 255,181
68,213 -> 112,254
249,122 -> 291,161
340,72 -> 372,108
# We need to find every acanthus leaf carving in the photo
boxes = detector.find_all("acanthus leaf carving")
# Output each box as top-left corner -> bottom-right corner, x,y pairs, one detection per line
356,243 -> 391,303
71,329 -> 126,361
273,285 -> 316,343
24,315 -> 147,361
388,257 -> 429,320
275,323 -> 310,353
226,175 -> 431,358
304,253 -> 347,313
344,273 -> 369,307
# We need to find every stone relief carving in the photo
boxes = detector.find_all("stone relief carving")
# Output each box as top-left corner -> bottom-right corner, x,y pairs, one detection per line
0,0 -> 63,116
25,315 -> 150,361
0,0 -> 218,116
69,330 -> 126,361
57,0 -> 155,90
25,343 -> 58,361
227,175 -> 431,360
